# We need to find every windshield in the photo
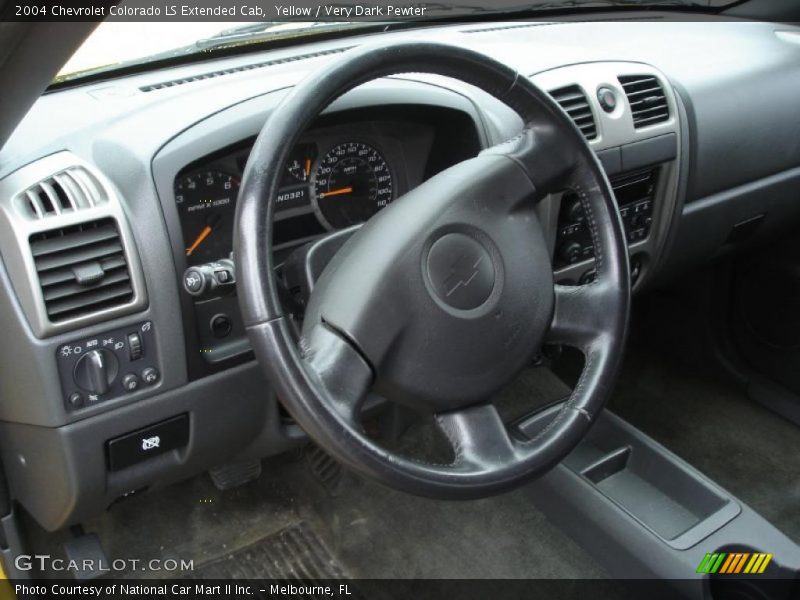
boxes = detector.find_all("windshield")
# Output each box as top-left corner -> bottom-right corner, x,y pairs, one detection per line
56,21 -> 374,83
56,0 -> 737,85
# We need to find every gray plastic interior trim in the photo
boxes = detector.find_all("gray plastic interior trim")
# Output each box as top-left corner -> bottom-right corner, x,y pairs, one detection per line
522,409 -> 800,594
0,152 -> 148,338
529,62 -> 682,290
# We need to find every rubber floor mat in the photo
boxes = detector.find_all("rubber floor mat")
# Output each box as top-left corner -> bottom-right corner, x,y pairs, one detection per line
187,521 -> 349,581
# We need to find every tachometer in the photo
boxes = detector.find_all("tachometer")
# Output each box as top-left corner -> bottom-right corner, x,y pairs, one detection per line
174,169 -> 240,266
312,141 -> 393,229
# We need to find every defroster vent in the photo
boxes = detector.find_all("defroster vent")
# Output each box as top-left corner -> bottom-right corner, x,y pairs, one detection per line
29,218 -> 134,322
20,166 -> 107,220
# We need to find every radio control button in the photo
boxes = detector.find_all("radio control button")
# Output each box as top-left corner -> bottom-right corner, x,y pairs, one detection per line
559,242 -> 583,264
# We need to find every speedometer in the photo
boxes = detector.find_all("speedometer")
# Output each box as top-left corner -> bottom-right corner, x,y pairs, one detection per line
312,141 -> 393,229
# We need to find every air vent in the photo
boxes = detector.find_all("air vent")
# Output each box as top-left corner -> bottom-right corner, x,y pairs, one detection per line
618,74 -> 670,128
461,16 -> 662,34
461,22 -> 555,34
140,47 -> 351,92
19,167 -> 107,220
549,85 -> 597,140
29,218 -> 134,323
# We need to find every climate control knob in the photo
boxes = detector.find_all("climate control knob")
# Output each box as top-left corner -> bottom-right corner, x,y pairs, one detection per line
565,199 -> 585,223
73,349 -> 119,395
558,241 -> 583,265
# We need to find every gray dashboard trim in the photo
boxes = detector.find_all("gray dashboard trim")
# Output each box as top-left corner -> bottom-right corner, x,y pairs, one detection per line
658,164 -> 800,283
0,361 -> 290,531
0,152 -> 149,338
525,61 -> 682,291
0,15 -> 799,532
151,77 -> 489,373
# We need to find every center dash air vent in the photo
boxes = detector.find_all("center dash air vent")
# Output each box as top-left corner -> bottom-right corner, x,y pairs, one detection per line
29,218 -> 134,323
618,74 -> 669,128
549,85 -> 597,140
19,167 -> 107,220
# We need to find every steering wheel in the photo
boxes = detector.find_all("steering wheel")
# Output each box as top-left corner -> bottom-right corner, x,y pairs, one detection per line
235,42 -> 630,499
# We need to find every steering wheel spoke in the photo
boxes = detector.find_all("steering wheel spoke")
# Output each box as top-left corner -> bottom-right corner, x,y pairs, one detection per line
547,282 -> 613,349
302,323 -> 373,424
483,122 -> 579,200
436,404 -> 519,470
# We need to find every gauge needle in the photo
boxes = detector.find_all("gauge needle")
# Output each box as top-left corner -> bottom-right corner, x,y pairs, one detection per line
186,225 -> 213,256
304,159 -> 312,177
320,186 -> 353,199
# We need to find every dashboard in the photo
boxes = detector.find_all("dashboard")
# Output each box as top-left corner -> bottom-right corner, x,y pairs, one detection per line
175,117 -> 440,266
163,106 -> 481,371
0,15 -> 799,532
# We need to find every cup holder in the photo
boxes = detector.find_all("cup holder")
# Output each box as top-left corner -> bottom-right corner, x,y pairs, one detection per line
520,406 -> 740,550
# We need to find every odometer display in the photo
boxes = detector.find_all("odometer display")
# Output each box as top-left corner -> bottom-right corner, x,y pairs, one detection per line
312,141 -> 393,229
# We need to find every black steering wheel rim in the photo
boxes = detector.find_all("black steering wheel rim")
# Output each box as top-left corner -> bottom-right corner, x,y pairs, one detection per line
235,41 -> 630,499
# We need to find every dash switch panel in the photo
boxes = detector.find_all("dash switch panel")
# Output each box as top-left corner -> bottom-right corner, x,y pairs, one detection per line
56,321 -> 160,412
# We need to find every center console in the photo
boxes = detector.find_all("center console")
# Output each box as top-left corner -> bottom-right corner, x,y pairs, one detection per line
555,167 -> 658,278
520,406 -> 800,599
531,62 -> 683,289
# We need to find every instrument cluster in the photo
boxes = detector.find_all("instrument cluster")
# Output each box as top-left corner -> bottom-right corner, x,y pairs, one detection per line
174,135 -> 397,267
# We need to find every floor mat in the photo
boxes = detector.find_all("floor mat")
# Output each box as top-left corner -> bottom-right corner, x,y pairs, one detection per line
83,463 -> 302,578
186,521 -> 348,580
301,468 -> 609,580
608,351 -> 800,543
79,366 -> 607,582
294,367 -> 607,580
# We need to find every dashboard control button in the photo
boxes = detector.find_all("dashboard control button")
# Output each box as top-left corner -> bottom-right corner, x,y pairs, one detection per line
565,199 -> 584,223
214,269 -> 232,284
73,349 -> 119,395
559,242 -> 583,265
142,367 -> 160,385
183,268 -> 205,294
597,87 -> 617,112
631,258 -> 643,284
107,415 -> 189,471
579,269 -> 597,285
128,332 -> 143,361
182,258 -> 235,300
68,392 -> 83,408
122,373 -> 140,392
210,314 -> 233,339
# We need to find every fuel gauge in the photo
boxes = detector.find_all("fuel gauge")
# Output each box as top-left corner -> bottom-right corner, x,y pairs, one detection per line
287,158 -> 311,183
283,143 -> 317,185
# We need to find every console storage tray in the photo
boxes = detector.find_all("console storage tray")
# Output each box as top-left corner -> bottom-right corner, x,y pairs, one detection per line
521,408 -> 740,550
